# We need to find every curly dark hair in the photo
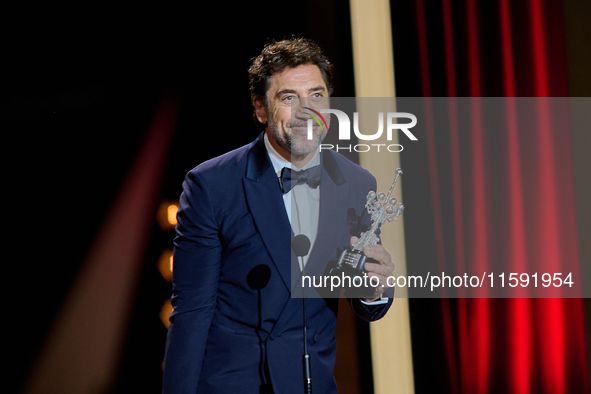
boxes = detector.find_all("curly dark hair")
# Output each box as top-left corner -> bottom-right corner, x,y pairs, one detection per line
248,37 -> 334,128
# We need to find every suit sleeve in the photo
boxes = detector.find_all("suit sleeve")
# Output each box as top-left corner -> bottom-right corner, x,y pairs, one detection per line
162,170 -> 221,393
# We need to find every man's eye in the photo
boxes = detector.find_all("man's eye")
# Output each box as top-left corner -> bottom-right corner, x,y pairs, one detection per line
283,96 -> 297,104
311,93 -> 324,101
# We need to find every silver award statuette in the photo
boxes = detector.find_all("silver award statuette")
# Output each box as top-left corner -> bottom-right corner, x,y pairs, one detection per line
332,168 -> 404,296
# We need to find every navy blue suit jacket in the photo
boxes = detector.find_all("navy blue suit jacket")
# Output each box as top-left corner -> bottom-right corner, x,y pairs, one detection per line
163,133 -> 392,393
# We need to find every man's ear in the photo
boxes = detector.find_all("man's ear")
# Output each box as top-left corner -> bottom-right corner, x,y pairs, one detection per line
253,97 -> 268,125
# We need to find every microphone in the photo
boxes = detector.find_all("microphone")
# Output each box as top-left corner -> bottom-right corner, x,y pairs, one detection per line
292,234 -> 311,258
246,264 -> 272,291
292,234 -> 312,394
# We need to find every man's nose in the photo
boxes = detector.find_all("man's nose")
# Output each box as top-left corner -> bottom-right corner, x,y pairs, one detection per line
294,97 -> 312,119
299,96 -> 311,108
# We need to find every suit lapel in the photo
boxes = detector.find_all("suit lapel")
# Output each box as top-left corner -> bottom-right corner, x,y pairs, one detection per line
243,133 -> 292,291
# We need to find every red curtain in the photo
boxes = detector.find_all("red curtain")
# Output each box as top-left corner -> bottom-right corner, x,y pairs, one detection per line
409,0 -> 589,392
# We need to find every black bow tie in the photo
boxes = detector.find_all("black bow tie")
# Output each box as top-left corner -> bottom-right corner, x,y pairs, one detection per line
280,166 -> 322,193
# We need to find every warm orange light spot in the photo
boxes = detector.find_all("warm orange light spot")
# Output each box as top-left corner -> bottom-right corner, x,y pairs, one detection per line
158,249 -> 173,282
160,299 -> 173,329
157,200 -> 179,231
167,204 -> 178,226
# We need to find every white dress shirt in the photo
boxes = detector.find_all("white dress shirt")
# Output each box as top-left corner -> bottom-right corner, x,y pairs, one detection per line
264,133 -> 320,269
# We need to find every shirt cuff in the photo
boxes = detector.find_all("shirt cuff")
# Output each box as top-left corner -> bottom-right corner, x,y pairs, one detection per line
360,293 -> 389,305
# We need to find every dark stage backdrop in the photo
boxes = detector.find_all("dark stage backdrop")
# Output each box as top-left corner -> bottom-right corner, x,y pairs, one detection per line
6,0 -> 591,393
5,2 -> 372,394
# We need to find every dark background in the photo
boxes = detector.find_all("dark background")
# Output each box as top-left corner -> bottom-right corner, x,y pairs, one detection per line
7,1 -> 589,393
4,2 -> 367,393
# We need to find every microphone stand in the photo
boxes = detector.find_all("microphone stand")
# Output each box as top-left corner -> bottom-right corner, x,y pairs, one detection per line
292,234 -> 312,394
300,254 -> 312,394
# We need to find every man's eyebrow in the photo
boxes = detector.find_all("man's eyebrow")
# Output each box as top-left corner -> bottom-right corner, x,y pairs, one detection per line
275,86 -> 327,97
276,89 -> 298,97
309,86 -> 326,93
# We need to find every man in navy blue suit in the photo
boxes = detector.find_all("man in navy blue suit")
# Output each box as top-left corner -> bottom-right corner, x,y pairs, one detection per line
163,38 -> 395,393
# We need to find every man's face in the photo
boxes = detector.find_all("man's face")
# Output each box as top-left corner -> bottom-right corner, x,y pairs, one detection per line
254,64 -> 329,161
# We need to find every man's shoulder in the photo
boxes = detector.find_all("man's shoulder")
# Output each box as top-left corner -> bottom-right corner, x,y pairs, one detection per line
186,136 -> 260,179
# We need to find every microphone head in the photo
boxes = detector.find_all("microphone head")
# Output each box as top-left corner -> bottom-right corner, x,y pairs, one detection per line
246,264 -> 272,291
292,234 -> 311,257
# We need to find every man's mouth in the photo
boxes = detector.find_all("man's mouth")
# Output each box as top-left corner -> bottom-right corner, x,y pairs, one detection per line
289,126 -> 321,139
288,121 -> 308,128
289,123 -> 320,130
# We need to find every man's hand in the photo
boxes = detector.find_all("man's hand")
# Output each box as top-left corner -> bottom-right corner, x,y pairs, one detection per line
350,236 -> 395,302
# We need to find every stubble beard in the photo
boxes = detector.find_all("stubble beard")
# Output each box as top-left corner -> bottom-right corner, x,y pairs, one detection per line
266,104 -> 328,158
272,124 -> 327,157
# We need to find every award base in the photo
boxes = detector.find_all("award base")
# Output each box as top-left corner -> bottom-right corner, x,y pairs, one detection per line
329,248 -> 377,299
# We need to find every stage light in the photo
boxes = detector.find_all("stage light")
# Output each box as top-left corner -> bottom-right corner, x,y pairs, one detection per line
160,299 -> 173,329
157,200 -> 179,231
158,249 -> 173,282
